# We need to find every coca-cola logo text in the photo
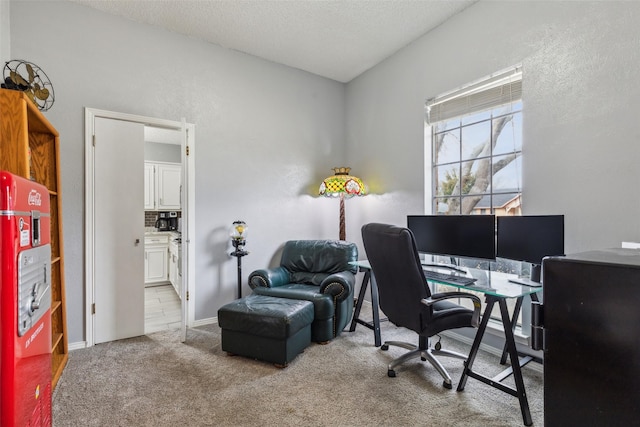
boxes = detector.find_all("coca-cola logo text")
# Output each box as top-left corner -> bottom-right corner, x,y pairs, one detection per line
28,190 -> 42,206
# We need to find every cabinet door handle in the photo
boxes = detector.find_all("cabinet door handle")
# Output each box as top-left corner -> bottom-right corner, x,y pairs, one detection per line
135,238 -> 140,246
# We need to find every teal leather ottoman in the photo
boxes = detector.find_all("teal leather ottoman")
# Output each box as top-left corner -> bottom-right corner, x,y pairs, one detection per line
218,295 -> 314,367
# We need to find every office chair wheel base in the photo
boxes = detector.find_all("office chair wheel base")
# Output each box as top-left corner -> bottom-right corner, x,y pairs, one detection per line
442,380 -> 452,389
388,369 -> 396,378
381,344 -> 389,351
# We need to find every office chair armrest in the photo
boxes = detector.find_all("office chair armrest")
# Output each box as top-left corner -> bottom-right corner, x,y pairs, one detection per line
319,271 -> 355,302
248,267 -> 290,289
422,292 -> 482,328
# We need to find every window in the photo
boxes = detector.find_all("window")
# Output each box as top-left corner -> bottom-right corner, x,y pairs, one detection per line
424,67 -> 530,333
427,67 -> 522,216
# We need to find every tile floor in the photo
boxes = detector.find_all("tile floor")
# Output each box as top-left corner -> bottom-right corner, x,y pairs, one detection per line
145,284 -> 181,334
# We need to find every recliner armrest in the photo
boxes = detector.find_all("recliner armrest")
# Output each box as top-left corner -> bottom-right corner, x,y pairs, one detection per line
248,267 -> 290,289
421,292 -> 482,328
319,271 -> 355,302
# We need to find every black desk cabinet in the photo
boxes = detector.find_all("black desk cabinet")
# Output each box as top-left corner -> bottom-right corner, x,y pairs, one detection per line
541,249 -> 640,426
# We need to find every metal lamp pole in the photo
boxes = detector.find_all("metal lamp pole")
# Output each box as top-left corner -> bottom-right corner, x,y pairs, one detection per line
230,238 -> 248,299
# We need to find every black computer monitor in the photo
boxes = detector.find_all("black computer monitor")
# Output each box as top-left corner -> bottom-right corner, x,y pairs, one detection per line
407,215 -> 496,261
496,215 -> 564,282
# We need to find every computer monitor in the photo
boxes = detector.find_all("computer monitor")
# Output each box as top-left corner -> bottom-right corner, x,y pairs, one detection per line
407,215 -> 496,261
496,215 -> 564,282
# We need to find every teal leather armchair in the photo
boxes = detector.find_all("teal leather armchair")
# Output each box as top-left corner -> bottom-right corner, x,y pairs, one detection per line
248,240 -> 358,343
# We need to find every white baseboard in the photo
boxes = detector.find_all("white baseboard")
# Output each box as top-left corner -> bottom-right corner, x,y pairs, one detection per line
192,316 -> 217,327
68,341 -> 88,351
622,241 -> 640,249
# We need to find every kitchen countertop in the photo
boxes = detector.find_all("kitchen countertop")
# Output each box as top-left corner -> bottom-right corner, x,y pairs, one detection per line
145,228 -> 180,239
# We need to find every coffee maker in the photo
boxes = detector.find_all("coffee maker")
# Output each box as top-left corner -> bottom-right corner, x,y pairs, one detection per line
155,212 -> 169,231
168,212 -> 178,231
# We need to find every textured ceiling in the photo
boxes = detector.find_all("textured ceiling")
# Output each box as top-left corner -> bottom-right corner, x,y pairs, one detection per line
70,0 -> 476,82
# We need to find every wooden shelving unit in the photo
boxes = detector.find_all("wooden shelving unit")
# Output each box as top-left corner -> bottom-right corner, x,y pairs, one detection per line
0,88 -> 68,388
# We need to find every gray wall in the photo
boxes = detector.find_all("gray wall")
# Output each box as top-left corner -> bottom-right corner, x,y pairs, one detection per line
10,0 -> 640,345
10,1 -> 345,343
347,1 -> 640,255
0,0 -> 9,64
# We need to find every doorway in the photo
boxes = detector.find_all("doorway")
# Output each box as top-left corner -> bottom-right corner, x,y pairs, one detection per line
143,125 -> 182,334
84,108 -> 195,346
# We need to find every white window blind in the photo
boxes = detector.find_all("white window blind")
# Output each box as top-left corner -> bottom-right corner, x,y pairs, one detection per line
426,67 -> 522,125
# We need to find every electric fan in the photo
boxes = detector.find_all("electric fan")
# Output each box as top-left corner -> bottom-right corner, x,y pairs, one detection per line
2,60 -> 55,111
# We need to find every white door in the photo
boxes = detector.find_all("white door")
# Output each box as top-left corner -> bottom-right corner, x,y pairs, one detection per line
93,117 -> 145,344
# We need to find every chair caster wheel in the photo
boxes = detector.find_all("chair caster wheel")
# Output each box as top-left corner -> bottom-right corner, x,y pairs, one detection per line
421,356 -> 427,361
443,380 -> 452,389
381,344 -> 389,351
388,369 -> 396,377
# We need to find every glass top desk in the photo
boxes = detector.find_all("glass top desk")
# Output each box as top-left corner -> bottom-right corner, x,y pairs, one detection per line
349,260 -> 542,427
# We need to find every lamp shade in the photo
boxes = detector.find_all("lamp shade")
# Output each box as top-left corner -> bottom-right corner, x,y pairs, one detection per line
230,220 -> 247,240
319,167 -> 366,241
319,167 -> 366,198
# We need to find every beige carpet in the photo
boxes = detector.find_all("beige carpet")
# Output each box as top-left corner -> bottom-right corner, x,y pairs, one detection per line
52,321 -> 543,426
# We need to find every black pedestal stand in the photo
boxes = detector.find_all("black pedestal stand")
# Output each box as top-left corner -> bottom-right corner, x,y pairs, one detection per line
230,238 -> 248,299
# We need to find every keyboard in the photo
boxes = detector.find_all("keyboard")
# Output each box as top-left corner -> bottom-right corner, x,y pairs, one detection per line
423,269 -> 477,286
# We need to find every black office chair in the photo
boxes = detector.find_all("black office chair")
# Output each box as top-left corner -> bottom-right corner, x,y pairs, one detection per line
361,223 -> 482,389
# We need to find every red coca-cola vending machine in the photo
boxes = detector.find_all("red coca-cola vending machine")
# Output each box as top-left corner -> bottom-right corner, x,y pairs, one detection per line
0,171 -> 52,426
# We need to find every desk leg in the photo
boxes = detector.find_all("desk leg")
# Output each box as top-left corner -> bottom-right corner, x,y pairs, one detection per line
348,270 -> 382,347
499,298 -> 532,427
458,296 -> 533,427
457,298 -> 496,392
500,292 -> 541,365
350,270 -> 370,332
500,296 -> 523,365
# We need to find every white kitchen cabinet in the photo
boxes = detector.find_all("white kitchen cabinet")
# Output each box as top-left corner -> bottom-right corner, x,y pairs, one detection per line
144,234 -> 169,285
144,161 -> 181,211
157,163 -> 181,210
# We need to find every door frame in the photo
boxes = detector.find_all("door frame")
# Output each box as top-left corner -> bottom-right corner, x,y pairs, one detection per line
84,108 -> 195,347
